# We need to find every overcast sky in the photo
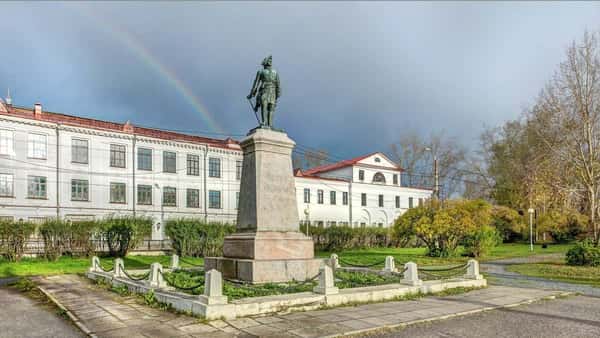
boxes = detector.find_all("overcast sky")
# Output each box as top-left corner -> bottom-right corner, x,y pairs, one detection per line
1,1 -> 599,160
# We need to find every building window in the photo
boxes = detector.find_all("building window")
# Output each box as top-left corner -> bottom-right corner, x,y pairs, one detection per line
0,129 -> 14,155
209,190 -> 221,209
163,151 -> 177,173
28,133 -> 47,159
236,160 -> 243,180
163,187 -> 177,206
110,144 -> 126,168
374,157 -> 381,163
393,174 -> 398,185
361,193 -> 367,206
395,196 -> 400,208
186,188 -> 200,208
187,154 -> 199,176
378,194 -> 384,207
71,139 -> 89,164
303,188 -> 310,203
137,185 -> 152,205
342,192 -> 348,205
373,172 -> 386,184
209,157 -> 221,178
0,216 -> 13,222
0,174 -> 14,197
418,198 -> 424,207
28,176 -> 47,199
110,182 -> 126,203
138,148 -> 152,171
330,191 -> 336,205
317,189 -> 324,204
236,192 -> 240,209
409,197 -> 414,208
71,179 -> 89,201
358,170 -> 364,181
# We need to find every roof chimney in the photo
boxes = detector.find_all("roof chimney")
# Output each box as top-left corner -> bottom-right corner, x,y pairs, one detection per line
5,89 -> 11,106
123,120 -> 134,133
34,103 -> 42,118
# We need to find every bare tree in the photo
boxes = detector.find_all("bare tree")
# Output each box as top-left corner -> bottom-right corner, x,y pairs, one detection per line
293,149 -> 330,170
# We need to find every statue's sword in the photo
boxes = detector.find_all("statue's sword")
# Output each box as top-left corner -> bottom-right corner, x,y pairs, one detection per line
247,97 -> 261,125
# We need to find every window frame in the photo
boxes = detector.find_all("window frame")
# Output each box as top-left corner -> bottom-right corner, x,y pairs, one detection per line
373,172 -> 386,184
395,196 -> 400,208
209,190 -> 221,209
186,188 -> 200,208
137,148 -> 153,171
28,133 -> 47,159
330,191 -> 336,205
110,144 -> 126,168
303,188 -> 310,203
0,173 -> 14,197
71,179 -> 89,201
361,193 -> 367,206
317,189 -> 324,204
409,197 -> 414,208
0,129 -> 14,156
163,186 -> 177,206
378,194 -> 384,207
163,151 -> 177,173
137,184 -> 153,205
342,191 -> 348,205
109,182 -> 126,204
236,160 -> 243,180
187,154 -> 200,176
208,157 -> 221,178
27,175 -> 47,199
71,138 -> 89,164
393,174 -> 398,185
358,169 -> 365,181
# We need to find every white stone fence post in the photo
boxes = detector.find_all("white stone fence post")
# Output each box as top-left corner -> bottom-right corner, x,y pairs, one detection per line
113,258 -> 125,278
89,256 -> 101,272
171,254 -> 179,270
400,262 -> 422,286
464,259 -> 483,280
329,253 -> 340,269
147,263 -> 167,288
199,269 -> 227,305
383,256 -> 396,273
313,265 -> 339,295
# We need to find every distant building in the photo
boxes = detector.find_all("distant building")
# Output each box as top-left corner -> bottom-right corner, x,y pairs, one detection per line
0,99 -> 431,240
294,153 -> 432,228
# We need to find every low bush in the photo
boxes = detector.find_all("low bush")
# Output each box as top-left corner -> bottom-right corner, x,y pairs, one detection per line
491,205 -> 526,242
565,240 -> 600,266
165,219 -> 234,257
302,225 -> 392,251
538,210 -> 587,244
39,219 -> 70,261
99,216 -> 152,257
463,224 -> 502,258
0,220 -> 36,262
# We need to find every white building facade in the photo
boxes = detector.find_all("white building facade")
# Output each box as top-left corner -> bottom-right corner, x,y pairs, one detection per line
0,100 -> 431,240
294,153 -> 432,228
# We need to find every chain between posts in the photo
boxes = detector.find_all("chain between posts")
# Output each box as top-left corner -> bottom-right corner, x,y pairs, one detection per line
159,270 -> 204,291
98,263 -> 114,273
121,268 -> 151,281
178,258 -> 204,269
417,263 -> 469,272
338,258 -> 386,268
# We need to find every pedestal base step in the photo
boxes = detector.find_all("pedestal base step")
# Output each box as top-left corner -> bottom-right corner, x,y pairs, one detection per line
205,257 -> 323,284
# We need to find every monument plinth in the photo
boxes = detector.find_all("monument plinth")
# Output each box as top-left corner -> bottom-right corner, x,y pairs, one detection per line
205,128 -> 322,283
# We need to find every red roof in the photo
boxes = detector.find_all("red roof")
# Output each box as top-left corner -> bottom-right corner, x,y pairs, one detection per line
0,105 -> 240,150
294,169 -> 348,182
302,152 -> 403,176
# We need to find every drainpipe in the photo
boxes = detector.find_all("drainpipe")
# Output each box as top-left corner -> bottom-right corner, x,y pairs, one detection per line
55,124 -> 60,219
203,145 -> 208,222
349,179 -> 353,227
132,135 -> 136,217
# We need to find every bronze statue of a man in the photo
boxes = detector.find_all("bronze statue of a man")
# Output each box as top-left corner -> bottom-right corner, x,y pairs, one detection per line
247,55 -> 281,128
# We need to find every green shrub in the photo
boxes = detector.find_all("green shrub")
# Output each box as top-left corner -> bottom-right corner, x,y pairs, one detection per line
565,240 -> 600,266
463,225 -> 501,258
538,210 -> 587,244
165,219 -> 234,257
491,205 -> 526,242
0,220 -> 36,262
39,219 -> 70,261
100,216 -> 152,257
302,225 -> 393,251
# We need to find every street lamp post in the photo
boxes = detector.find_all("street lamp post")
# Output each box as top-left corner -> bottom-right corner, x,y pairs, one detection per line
425,147 -> 439,200
528,208 -> 534,252
154,184 -> 163,240
304,205 -> 310,236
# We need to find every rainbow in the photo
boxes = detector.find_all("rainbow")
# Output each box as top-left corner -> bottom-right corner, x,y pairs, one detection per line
63,3 -> 225,134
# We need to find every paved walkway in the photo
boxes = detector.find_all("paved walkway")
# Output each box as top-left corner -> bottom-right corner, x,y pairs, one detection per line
370,295 -> 600,338
481,254 -> 600,297
36,275 -> 566,338
0,286 -> 85,338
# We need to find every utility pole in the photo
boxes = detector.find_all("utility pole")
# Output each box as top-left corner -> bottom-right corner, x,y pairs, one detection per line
433,155 -> 439,200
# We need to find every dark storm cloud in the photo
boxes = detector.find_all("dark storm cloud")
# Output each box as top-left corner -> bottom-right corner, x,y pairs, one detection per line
1,2 -> 599,158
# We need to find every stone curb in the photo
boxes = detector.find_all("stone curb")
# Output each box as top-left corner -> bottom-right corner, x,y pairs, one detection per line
36,284 -> 98,338
326,291 -> 574,338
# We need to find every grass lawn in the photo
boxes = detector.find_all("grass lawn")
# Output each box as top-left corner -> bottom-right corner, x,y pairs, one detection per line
506,262 -> 600,287
316,243 -> 574,268
0,255 -> 204,278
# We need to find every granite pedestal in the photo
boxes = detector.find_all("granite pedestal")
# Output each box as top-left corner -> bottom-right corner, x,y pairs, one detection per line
205,128 -> 322,283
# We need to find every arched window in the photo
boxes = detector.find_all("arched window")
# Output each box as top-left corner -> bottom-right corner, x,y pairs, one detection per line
373,172 -> 386,184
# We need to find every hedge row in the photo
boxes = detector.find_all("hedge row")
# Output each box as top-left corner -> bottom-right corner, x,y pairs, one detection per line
165,219 -> 235,257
